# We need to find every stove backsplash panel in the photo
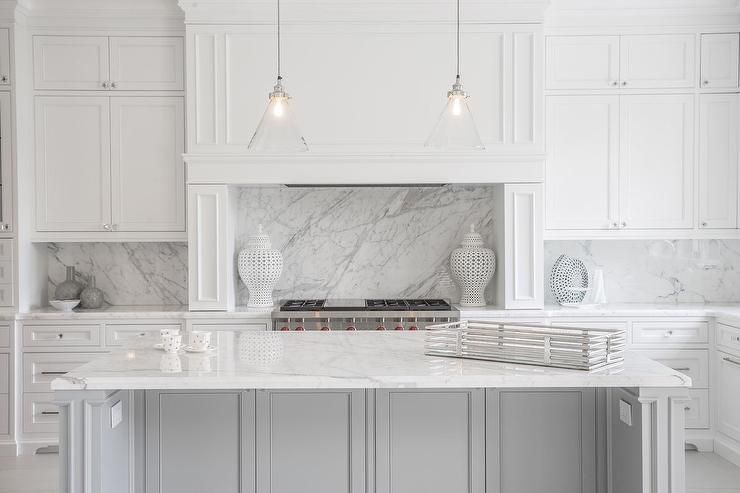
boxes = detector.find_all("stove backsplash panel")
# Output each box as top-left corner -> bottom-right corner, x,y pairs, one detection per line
545,240 -> 740,303
233,185 -> 497,304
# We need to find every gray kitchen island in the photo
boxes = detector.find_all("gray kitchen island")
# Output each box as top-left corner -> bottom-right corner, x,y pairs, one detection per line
51,331 -> 691,493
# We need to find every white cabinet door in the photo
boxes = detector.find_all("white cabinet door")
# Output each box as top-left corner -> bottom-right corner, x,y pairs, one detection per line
546,96 -> 619,229
110,97 -> 185,232
109,37 -> 184,91
0,28 -> 11,85
0,93 -> 12,231
699,94 -> 738,229
546,35 -> 620,89
33,36 -> 109,90
620,35 -> 696,88
35,97 -> 112,231
700,33 -> 739,89
619,95 -> 694,229
717,351 -> 740,443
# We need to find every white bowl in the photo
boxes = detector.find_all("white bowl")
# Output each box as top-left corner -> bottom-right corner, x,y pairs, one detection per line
49,299 -> 80,312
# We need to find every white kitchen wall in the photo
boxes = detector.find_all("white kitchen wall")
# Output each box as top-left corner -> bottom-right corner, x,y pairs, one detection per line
545,240 -> 740,304
234,185 -> 497,304
48,243 -> 188,306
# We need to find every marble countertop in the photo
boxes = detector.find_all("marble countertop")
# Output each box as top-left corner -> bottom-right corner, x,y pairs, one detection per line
17,305 -> 273,320
51,331 -> 691,391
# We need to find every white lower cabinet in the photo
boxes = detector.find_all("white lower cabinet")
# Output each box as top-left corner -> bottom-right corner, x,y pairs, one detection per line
685,389 -> 711,430
717,351 -> 740,443
23,353 -> 99,393
104,323 -> 181,347
22,393 -> 59,434
0,393 -> 7,436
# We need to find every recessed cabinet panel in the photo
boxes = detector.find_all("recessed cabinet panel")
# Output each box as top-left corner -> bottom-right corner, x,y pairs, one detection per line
110,97 -> 185,232
546,96 -> 619,229
718,352 -> 740,442
618,95 -> 694,229
700,33 -> 739,89
699,94 -> 738,229
0,28 -> 11,86
376,389 -> 485,493
0,93 -> 13,231
546,36 -> 620,89
619,35 -> 695,88
35,97 -> 112,231
109,37 -> 184,91
0,394 -> 7,435
33,36 -> 109,90
0,353 -> 7,393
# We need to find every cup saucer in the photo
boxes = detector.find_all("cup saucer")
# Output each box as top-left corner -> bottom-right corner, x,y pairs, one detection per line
154,343 -> 164,350
183,345 -> 216,353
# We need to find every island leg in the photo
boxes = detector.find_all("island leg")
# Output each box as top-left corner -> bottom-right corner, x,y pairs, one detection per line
54,389 -> 133,493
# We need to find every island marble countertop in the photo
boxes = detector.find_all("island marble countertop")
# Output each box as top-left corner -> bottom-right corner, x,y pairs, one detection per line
52,331 -> 691,391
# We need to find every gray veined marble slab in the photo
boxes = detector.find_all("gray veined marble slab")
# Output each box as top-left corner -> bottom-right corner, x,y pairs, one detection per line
51,331 -> 691,391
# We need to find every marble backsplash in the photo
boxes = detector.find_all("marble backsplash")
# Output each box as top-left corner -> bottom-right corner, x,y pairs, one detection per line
48,243 -> 188,306
544,239 -> 740,304
233,185 -> 497,304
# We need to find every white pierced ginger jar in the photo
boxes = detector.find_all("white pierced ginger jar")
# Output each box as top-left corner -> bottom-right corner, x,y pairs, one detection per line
238,225 -> 283,308
450,224 -> 495,307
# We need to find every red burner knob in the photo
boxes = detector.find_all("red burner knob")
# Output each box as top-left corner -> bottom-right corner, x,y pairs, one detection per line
394,325 -> 404,331
294,326 -> 305,331
376,326 -> 386,331
408,326 -> 419,331
320,326 -> 331,331
280,327 -> 290,332
346,326 -> 357,331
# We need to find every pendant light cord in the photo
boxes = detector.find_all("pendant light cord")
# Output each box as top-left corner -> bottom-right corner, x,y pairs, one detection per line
277,0 -> 282,80
456,0 -> 460,78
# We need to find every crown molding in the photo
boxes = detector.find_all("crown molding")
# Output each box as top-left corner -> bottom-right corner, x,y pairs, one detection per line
17,0 -> 184,30
178,0 -> 551,25
545,0 -> 740,28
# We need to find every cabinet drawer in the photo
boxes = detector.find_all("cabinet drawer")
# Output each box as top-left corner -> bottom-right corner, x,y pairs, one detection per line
632,321 -> 708,345
684,389 -> 710,429
633,349 -> 709,388
0,394 -> 7,435
22,392 -> 59,434
717,323 -> 740,354
0,284 -> 13,307
553,320 -> 628,331
0,260 -> 12,284
105,324 -> 181,347
0,239 -> 13,260
23,353 -> 98,393
23,324 -> 101,347
0,353 -> 7,393
0,323 -> 8,347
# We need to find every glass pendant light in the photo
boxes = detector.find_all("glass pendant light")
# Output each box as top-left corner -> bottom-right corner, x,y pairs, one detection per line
248,0 -> 308,152
425,0 -> 484,150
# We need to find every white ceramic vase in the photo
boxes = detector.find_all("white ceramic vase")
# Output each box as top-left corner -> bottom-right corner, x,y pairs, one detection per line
450,224 -> 495,307
238,225 -> 283,308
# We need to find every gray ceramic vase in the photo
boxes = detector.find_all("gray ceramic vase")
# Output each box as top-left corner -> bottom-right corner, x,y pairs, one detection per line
55,266 -> 84,300
80,276 -> 105,309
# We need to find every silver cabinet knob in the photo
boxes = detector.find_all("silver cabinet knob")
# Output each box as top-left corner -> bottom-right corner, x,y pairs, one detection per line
103,224 -> 112,231
1,75 -> 8,83
702,80 -> 709,85
611,81 -> 619,87
611,221 -> 619,228
111,81 -> 117,89
621,81 -> 627,86
664,330 -> 673,337
101,81 -> 109,89
701,221 -> 708,227
621,222 -> 627,228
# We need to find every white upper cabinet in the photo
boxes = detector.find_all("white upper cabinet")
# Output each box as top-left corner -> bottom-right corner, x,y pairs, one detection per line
110,97 -> 185,232
33,36 -> 184,91
698,94 -> 738,229
700,33 -> 739,89
546,36 -> 620,89
0,93 -> 12,232
0,28 -> 11,86
619,95 -> 694,229
109,37 -> 184,91
546,95 -> 619,229
619,35 -> 695,89
547,34 -> 696,89
35,96 -> 112,231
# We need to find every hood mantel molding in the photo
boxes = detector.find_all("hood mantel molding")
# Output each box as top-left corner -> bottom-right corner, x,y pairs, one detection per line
185,153 -> 545,186
177,0 -> 551,25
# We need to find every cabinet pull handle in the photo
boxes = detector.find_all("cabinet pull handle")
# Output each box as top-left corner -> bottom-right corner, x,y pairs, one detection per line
672,367 -> 691,371
41,371 -> 68,375
723,357 -> 740,367
41,411 -> 60,416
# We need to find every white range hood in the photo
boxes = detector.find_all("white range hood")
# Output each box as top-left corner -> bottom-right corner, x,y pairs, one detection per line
180,0 -> 548,185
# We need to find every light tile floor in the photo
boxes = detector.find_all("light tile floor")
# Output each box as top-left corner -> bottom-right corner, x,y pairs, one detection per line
0,450 -> 738,493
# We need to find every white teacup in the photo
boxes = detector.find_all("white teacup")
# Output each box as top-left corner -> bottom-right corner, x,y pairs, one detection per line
162,334 -> 182,353
160,327 -> 180,343
159,353 -> 182,373
189,331 -> 212,351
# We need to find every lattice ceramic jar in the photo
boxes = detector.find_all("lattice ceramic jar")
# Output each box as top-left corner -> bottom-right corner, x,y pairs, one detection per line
450,225 -> 495,307
238,225 -> 283,308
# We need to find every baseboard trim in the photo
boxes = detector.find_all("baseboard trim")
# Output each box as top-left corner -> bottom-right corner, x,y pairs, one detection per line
0,439 -> 18,456
17,439 -> 58,456
685,431 -> 715,452
715,434 -> 740,468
